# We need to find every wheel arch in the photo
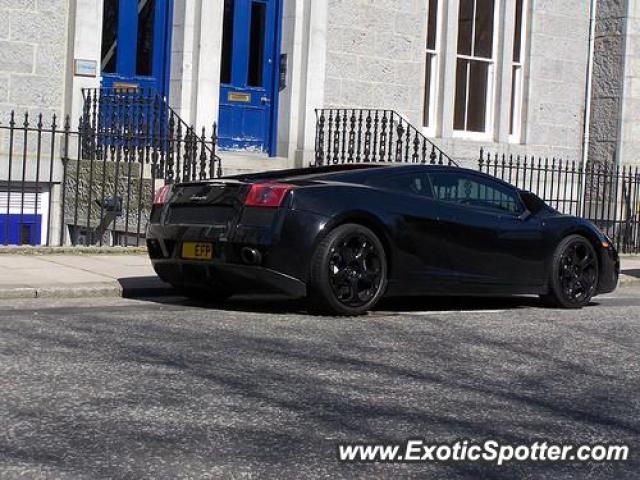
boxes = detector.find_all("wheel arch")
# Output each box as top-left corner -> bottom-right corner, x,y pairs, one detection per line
556,226 -> 605,281
310,211 -> 395,280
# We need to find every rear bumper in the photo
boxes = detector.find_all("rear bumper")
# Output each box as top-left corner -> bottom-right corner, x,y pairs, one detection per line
152,259 -> 307,298
146,208 -> 329,298
597,245 -> 620,294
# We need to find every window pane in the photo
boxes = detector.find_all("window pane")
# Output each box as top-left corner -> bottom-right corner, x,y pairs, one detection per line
510,65 -> 520,135
247,2 -> 266,87
423,53 -> 433,128
430,173 -> 522,213
467,61 -> 489,132
513,0 -> 524,62
370,174 -> 434,197
457,0 -> 473,56
474,0 -> 495,58
427,0 -> 439,51
101,0 -> 118,74
136,0 -> 156,76
220,0 -> 235,84
19,224 -> 31,245
454,59 -> 468,130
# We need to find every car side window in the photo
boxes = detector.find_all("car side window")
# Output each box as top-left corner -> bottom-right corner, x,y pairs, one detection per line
367,173 -> 434,198
428,172 -> 524,215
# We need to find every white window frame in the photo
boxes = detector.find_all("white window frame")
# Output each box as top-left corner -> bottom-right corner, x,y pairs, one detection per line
423,0 -> 442,136
509,0 -> 528,143
452,0 -> 500,141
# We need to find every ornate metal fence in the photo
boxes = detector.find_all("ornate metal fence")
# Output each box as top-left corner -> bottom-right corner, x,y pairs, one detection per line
315,109 -> 457,167
0,89 -> 222,247
81,87 -> 222,183
480,150 -> 640,254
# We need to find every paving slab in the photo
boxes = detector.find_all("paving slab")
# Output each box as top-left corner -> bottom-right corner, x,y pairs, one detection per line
0,252 -> 170,300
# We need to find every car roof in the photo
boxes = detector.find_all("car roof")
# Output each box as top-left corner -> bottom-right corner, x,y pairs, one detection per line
227,163 -> 461,182
224,164 -> 522,192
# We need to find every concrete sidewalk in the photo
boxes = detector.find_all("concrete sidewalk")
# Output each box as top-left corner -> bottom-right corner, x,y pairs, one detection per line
0,253 -> 172,300
0,252 -> 638,301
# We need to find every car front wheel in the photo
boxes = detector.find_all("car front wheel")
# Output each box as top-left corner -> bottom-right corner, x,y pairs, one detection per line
541,234 -> 599,309
308,224 -> 388,316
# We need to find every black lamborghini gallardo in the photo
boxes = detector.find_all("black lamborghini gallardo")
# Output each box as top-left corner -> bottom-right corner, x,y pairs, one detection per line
147,164 -> 619,315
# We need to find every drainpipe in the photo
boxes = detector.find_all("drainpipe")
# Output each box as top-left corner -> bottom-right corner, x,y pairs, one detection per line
581,0 -> 598,213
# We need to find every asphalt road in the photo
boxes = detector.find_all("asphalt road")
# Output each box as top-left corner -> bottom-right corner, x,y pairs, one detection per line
1,288 -> 639,479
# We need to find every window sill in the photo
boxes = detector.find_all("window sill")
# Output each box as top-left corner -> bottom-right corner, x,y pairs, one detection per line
452,130 -> 492,142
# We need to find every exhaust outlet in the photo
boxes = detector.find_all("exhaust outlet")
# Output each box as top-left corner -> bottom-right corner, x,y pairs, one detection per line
240,247 -> 262,266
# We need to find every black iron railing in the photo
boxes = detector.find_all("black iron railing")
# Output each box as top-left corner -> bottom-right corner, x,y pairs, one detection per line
81,87 -> 222,183
0,89 -> 224,247
315,109 -> 457,167
480,149 -> 640,254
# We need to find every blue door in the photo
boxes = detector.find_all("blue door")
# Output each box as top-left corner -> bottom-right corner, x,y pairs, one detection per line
218,0 -> 282,155
100,0 -> 172,95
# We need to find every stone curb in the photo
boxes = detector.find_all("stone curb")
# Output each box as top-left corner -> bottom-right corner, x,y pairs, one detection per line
0,246 -> 148,256
0,281 -> 173,301
619,274 -> 640,286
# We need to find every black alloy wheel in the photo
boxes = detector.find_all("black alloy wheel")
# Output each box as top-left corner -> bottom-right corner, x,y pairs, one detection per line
328,233 -> 384,308
542,235 -> 599,309
309,224 -> 387,316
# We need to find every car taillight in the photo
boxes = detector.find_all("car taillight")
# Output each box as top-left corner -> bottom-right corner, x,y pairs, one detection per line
244,183 -> 296,208
153,185 -> 172,205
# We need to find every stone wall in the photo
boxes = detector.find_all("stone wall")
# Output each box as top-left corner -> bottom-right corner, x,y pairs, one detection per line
324,0 -> 427,126
524,0 -> 591,161
64,160 -> 152,237
617,2 -> 640,166
0,0 -> 70,121
589,0 -> 627,166
321,0 -> 593,167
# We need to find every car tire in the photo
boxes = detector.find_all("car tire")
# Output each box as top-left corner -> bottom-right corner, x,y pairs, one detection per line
540,234 -> 599,309
308,223 -> 387,316
173,285 -> 234,303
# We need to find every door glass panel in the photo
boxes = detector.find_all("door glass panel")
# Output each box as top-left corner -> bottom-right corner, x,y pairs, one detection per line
430,172 -> 523,214
247,1 -> 267,87
101,0 -> 119,73
136,0 -> 156,76
368,173 -> 434,198
220,0 -> 235,84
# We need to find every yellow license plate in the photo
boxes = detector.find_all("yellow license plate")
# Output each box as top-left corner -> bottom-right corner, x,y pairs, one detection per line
182,242 -> 213,260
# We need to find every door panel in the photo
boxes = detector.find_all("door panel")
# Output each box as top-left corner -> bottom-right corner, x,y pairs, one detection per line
100,0 -> 172,95
364,172 -> 454,294
218,0 -> 278,154
439,204 -> 544,287
428,170 -> 546,289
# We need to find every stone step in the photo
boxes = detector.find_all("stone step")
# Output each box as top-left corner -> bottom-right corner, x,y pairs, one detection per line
219,151 -> 293,177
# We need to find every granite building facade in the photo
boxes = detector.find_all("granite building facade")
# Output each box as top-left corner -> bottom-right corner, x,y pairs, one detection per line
0,0 -> 639,245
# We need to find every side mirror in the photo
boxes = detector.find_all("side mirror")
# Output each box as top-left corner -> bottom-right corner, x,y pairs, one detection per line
518,210 -> 532,221
520,192 -> 545,216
